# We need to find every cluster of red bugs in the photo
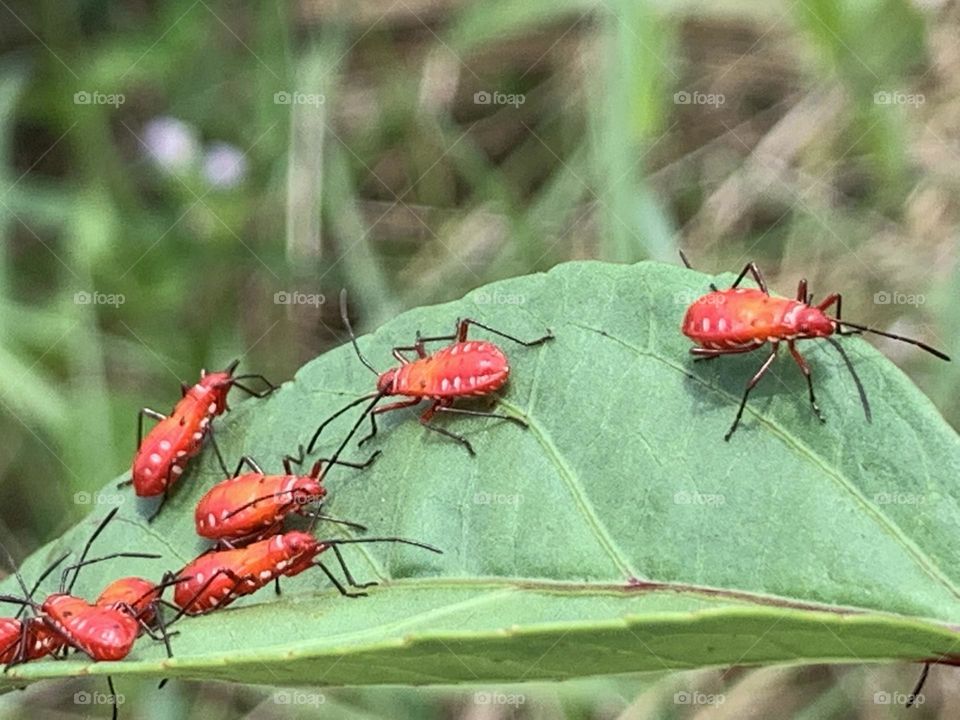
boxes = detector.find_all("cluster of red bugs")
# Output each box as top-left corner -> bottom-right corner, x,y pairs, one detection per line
5,261 -> 945,711
0,295 -> 553,716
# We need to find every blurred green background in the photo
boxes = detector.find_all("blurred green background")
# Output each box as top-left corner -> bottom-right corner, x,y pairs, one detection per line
0,0 -> 957,717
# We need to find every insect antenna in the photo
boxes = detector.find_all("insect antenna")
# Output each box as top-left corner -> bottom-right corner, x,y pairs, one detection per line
60,554 -> 163,595
823,337 -> 872,423
318,537 -> 443,554
834,320 -> 951,361
678,250 -> 718,292
340,289 -> 379,375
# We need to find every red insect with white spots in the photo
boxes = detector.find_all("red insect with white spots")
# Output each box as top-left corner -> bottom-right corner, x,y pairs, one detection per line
194,447 -> 374,543
124,360 -> 276,518
306,290 -> 553,458
0,617 -> 63,664
170,531 -> 441,617
679,252 -> 950,440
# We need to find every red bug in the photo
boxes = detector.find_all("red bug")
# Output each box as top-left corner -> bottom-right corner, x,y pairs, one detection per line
306,290 -> 553,458
679,252 -> 951,439
123,360 -> 276,518
170,531 -> 441,617
0,509 -> 165,667
194,445 -> 374,544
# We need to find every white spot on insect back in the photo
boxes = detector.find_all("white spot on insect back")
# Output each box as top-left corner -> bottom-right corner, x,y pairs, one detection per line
701,317 -> 711,332
207,513 -> 216,527
440,378 -> 450,392
453,376 -> 462,390
172,466 -> 183,475
150,453 -> 162,465
159,440 -> 171,451
717,318 -> 727,332
208,403 -> 217,414
193,432 -> 203,441
259,570 -> 272,581
463,342 -> 473,353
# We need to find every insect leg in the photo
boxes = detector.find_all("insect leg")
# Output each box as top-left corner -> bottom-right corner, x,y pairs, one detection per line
788,341 -> 826,423
107,675 -> 118,720
170,568 -> 244,621
313,561 -> 368,598
730,262 -> 769,294
231,455 -> 264,477
796,278 -> 809,303
724,344 -> 779,441
137,408 -> 167,448
205,427 -> 231,477
330,544 -> 377,589
358,399 -> 422,447
907,663 -> 930,708
433,404 -> 529,428
456,319 -> 554,346
418,401 -> 476,456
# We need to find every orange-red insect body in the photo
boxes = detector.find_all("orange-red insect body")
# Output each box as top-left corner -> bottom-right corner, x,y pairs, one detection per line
307,292 -> 553,458
172,532 -> 332,615
679,254 -> 950,440
0,618 -> 63,663
194,447 -> 374,542
97,577 -> 162,626
683,288 -> 834,351
195,470 -> 324,541
41,594 -> 140,662
171,531 -> 440,616
131,365 -> 239,498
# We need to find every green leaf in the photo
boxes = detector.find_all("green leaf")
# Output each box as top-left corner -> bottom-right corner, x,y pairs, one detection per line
3,260 -> 959,688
